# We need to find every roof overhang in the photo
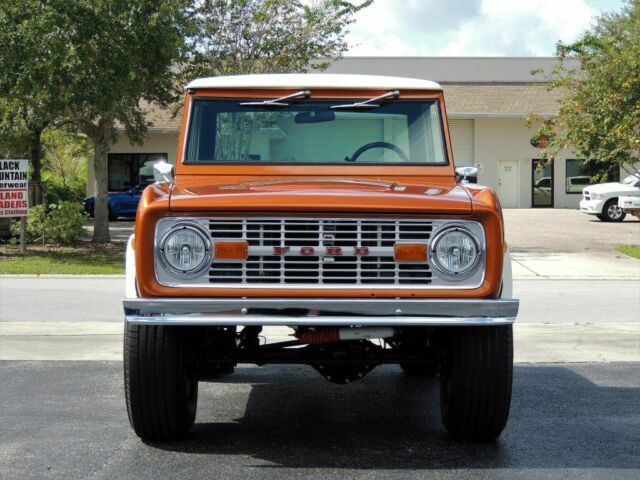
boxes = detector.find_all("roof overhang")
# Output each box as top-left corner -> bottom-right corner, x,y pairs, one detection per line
448,112 -> 556,119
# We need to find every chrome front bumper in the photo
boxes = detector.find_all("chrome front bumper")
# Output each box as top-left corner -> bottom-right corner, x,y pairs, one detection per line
123,298 -> 519,327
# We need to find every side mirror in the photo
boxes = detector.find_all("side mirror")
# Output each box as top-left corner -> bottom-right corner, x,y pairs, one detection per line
153,161 -> 174,183
455,166 -> 479,184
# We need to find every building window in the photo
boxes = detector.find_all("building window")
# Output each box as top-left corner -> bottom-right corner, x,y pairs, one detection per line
532,159 -> 553,208
565,159 -> 619,194
108,153 -> 168,191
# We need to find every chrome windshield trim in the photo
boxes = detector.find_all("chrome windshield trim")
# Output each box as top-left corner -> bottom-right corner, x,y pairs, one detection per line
124,297 -> 518,318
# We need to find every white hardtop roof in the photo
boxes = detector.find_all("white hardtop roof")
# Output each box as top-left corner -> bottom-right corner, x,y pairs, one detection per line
186,73 -> 442,91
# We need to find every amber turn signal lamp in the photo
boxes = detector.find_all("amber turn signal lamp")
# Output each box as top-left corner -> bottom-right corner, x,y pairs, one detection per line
394,243 -> 428,262
214,241 -> 248,260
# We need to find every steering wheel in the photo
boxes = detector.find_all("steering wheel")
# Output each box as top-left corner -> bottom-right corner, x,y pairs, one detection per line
345,141 -> 409,162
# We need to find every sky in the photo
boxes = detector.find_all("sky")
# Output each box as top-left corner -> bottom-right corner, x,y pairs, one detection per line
344,0 -> 626,56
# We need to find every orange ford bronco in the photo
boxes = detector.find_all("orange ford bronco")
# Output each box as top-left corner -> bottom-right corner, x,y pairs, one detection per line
123,74 -> 519,442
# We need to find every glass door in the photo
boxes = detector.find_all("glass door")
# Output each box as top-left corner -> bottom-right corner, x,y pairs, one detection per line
532,159 -> 554,208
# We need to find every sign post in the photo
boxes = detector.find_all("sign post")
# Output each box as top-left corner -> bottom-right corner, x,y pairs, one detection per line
0,160 -> 30,252
19,217 -> 26,253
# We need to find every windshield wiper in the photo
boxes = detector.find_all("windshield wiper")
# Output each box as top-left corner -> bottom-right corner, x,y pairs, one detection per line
239,90 -> 311,107
331,90 -> 400,110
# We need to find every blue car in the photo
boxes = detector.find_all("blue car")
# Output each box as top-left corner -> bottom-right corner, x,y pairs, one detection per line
83,184 -> 148,220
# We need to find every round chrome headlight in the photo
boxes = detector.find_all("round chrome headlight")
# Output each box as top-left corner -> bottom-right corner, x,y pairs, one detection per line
160,224 -> 211,276
429,226 -> 481,278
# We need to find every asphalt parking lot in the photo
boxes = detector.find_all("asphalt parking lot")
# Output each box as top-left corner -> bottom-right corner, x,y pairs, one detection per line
1,361 -> 638,480
503,209 -> 639,253
1,355 -> 637,480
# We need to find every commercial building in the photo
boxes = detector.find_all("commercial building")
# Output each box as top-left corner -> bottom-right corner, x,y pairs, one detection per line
95,56 -> 615,209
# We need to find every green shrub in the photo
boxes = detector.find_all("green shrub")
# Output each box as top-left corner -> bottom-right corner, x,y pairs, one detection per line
11,201 -> 87,244
45,202 -> 87,243
10,204 -> 48,242
44,179 -> 87,205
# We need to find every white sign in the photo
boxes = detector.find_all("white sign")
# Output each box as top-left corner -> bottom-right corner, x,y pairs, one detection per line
0,159 -> 29,217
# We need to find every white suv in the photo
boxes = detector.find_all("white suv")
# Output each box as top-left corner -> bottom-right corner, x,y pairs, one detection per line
580,172 -> 640,222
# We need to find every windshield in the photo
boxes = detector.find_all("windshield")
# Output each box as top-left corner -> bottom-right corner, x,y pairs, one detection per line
185,99 -> 448,165
621,173 -> 640,185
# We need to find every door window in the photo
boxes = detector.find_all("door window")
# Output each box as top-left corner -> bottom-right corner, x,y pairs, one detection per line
532,159 -> 553,208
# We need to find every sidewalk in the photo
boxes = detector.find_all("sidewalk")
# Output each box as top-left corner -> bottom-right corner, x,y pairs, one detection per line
2,322 -> 638,363
512,251 -> 640,279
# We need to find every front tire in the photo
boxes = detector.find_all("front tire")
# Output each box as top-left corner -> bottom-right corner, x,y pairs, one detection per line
601,199 -> 626,222
124,324 -> 198,441
440,326 -> 513,442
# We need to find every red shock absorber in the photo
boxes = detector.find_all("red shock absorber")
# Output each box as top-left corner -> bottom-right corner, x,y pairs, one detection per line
298,328 -> 340,344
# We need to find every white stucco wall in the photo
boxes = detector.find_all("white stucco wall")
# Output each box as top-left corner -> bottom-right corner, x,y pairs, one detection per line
471,117 -> 579,209
110,131 -> 180,158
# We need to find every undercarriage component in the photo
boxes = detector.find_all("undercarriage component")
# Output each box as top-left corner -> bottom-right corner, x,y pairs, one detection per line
194,327 -> 446,385
310,341 -> 380,384
298,328 -> 340,344
196,326 -> 237,379
238,325 -> 262,350
296,327 -> 395,344
390,330 -> 445,377
392,329 -> 442,377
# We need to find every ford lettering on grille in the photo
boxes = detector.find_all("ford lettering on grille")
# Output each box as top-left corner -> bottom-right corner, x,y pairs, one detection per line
269,246 -> 370,256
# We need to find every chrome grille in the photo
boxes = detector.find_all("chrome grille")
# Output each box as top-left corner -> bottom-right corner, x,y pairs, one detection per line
208,218 -> 433,285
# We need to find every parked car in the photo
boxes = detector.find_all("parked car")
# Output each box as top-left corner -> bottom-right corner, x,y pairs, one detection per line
580,172 -> 640,221
122,74 -> 519,443
618,195 -> 640,220
83,184 -> 148,220
566,175 -> 591,193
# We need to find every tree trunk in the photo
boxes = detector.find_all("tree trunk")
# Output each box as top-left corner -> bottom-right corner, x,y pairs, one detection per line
29,128 -> 43,205
90,122 -> 112,243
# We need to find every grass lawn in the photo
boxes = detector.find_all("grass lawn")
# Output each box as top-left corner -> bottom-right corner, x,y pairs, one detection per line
0,243 -> 125,274
616,245 -> 640,260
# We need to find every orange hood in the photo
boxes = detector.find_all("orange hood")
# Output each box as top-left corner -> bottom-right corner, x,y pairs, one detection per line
168,176 -> 473,215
